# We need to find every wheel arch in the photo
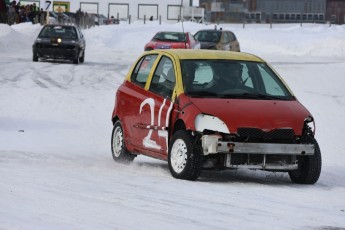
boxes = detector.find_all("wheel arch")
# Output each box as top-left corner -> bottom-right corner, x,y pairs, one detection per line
171,119 -> 186,136
112,115 -> 119,125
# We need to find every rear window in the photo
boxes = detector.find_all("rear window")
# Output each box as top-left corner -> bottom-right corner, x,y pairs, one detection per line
39,26 -> 77,39
153,32 -> 186,42
194,31 -> 221,42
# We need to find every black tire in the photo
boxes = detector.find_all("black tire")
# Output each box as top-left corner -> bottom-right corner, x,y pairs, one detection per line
33,52 -> 38,62
289,138 -> 322,184
79,50 -> 85,63
111,120 -> 136,163
73,53 -> 79,64
145,47 -> 153,51
168,130 -> 203,180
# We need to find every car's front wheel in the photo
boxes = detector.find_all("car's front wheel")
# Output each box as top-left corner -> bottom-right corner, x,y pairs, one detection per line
73,51 -> 79,64
73,57 -> 79,64
168,130 -> 203,180
79,50 -> 85,63
33,52 -> 38,62
111,120 -> 136,163
288,137 -> 322,184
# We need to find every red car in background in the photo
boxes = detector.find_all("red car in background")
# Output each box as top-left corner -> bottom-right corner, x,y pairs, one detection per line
144,31 -> 200,51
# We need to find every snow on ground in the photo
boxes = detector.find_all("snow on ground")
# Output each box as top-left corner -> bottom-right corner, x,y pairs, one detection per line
0,21 -> 345,229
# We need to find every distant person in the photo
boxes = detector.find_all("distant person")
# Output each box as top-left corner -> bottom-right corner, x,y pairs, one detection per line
84,12 -> 88,29
108,15 -> 115,24
0,0 -> 6,23
39,8 -> 45,25
218,63 -> 244,91
32,3 -> 37,11
7,2 -> 16,25
76,8 -> 81,27
56,5 -> 63,24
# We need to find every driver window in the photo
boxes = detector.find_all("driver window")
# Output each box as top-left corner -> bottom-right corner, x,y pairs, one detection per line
149,56 -> 175,100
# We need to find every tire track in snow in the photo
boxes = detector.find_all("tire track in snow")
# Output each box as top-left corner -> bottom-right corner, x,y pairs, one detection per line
30,66 -> 66,89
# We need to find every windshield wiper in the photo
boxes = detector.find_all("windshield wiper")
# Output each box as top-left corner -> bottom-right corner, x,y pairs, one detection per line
164,39 -> 179,42
188,91 -> 219,98
220,93 -> 285,100
248,93 -> 286,100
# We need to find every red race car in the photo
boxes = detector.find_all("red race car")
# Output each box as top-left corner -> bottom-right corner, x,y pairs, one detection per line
144,31 -> 200,51
111,49 -> 321,184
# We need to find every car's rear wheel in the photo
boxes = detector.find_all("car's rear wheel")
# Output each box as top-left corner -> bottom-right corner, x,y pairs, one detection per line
168,130 -> 203,180
288,137 -> 322,184
33,52 -> 38,62
111,120 -> 136,163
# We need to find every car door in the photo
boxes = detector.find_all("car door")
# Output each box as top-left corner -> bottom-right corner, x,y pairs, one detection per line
136,55 -> 176,156
122,54 -> 159,149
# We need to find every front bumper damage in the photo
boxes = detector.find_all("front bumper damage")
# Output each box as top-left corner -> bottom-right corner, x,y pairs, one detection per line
201,135 -> 315,170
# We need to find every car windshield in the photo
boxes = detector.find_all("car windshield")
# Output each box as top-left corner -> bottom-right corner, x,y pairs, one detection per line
194,31 -> 221,42
152,32 -> 186,42
181,60 -> 294,100
39,26 -> 77,39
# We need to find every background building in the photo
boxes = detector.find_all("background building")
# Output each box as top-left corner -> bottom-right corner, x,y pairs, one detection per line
326,0 -> 345,24
200,0 -> 345,24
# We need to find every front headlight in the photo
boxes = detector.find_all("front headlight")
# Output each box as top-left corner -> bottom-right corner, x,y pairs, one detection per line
35,43 -> 42,48
194,114 -> 230,134
304,115 -> 315,136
